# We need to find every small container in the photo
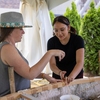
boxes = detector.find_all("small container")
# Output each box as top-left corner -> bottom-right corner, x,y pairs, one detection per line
60,94 -> 80,100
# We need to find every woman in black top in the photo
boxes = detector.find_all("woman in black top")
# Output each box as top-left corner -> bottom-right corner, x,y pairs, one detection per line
47,16 -> 84,84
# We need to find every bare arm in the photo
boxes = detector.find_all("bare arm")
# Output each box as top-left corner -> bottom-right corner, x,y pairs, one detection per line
1,44 -> 65,80
67,48 -> 84,83
50,56 -> 66,79
50,56 -> 62,75
37,73 -> 62,83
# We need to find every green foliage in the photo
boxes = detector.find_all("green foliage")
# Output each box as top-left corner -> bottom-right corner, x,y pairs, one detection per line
49,11 -> 55,24
64,2 -> 81,34
64,7 -> 71,16
80,1 -> 100,75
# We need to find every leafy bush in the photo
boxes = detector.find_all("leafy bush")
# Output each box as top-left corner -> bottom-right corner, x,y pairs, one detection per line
80,1 -> 100,75
49,11 -> 55,24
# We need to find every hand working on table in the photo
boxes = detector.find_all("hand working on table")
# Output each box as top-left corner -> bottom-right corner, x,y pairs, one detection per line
59,71 -> 74,84
41,73 -> 63,83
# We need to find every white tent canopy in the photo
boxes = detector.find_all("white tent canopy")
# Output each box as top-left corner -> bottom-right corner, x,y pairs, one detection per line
46,0 -> 69,10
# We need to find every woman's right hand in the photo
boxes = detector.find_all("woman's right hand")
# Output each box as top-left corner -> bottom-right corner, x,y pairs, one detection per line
49,50 -> 65,61
43,73 -> 62,83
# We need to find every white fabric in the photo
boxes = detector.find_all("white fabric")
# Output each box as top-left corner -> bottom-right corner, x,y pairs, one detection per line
75,0 -> 83,12
46,0 -> 68,10
16,0 -> 53,73
96,1 -> 100,8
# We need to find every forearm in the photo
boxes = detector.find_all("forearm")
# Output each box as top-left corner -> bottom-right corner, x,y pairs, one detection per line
29,52 -> 52,79
37,73 -> 51,81
29,49 -> 65,79
70,48 -> 84,78
14,49 -> 65,80
69,63 -> 83,79
50,64 -> 62,75
36,73 -> 44,78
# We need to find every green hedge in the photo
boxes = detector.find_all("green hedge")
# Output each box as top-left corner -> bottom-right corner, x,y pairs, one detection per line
80,1 -> 100,75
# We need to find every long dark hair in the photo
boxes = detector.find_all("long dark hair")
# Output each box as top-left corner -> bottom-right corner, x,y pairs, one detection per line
0,28 -> 14,42
53,15 -> 76,34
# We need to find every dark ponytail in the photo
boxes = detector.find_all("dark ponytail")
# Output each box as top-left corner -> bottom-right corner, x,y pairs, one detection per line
70,26 -> 77,34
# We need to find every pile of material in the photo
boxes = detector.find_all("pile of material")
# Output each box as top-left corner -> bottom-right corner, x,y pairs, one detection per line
31,79 -> 49,87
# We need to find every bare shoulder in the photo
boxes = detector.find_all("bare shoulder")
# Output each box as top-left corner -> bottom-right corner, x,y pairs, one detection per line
1,44 -> 16,51
1,44 -> 22,66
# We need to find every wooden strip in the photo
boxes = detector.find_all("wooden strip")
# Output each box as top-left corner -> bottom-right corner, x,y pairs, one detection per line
42,84 -> 52,91
99,50 -> 100,74
1,76 -> 100,100
0,93 -> 21,100
99,50 -> 100,62
8,66 -> 15,93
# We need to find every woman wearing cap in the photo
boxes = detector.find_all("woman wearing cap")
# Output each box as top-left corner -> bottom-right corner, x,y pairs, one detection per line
47,16 -> 84,84
0,12 -> 65,96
